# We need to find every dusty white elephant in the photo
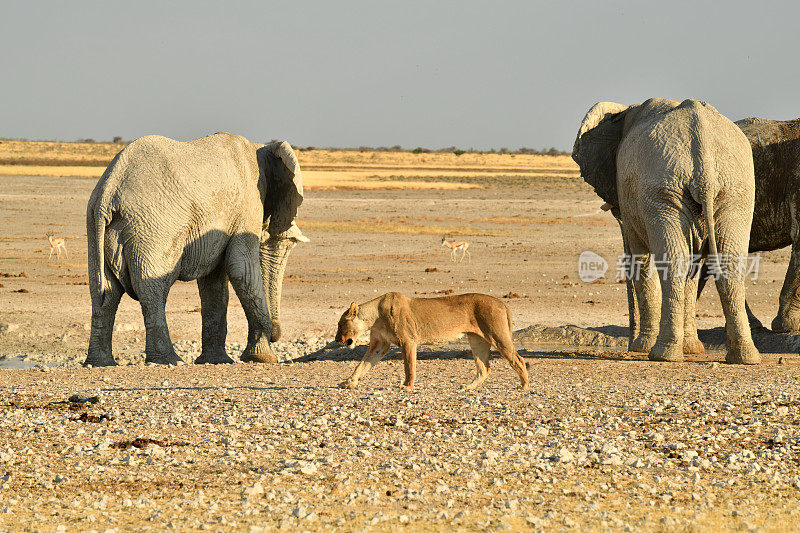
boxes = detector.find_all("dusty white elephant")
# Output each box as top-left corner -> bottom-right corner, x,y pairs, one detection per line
573,98 -> 760,364
86,133 -> 308,366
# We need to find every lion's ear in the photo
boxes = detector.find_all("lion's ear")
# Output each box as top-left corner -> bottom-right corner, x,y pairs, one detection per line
346,302 -> 359,318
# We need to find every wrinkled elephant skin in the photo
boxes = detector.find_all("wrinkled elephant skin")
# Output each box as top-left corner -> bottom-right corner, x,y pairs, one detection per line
85,133 -> 308,367
573,98 -> 760,365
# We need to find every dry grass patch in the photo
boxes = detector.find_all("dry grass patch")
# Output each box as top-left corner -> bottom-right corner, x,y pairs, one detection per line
297,149 -> 577,172
302,171 -> 481,190
368,174 -> 584,188
0,165 -> 104,178
0,140 -> 121,165
0,142 -> 580,194
0,140 -> 578,172
300,219 -> 507,237
528,215 -> 612,226
359,214 -> 612,226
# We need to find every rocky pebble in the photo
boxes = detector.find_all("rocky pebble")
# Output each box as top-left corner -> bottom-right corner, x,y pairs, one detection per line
0,341 -> 798,531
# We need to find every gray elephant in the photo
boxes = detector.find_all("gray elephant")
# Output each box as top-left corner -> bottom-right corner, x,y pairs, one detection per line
697,117 -> 800,333
605,117 -> 800,342
573,98 -> 760,364
85,132 -> 308,366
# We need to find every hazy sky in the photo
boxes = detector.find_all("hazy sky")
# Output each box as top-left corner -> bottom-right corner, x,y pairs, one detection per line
1,1 -> 798,150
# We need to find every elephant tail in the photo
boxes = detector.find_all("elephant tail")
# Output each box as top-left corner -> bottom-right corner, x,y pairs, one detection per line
689,105 -> 721,275
87,176 -> 117,309
701,188 -> 719,274
87,199 -> 109,308
87,147 -> 130,309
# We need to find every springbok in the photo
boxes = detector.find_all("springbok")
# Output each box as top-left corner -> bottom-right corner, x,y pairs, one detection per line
441,237 -> 470,263
47,234 -> 68,260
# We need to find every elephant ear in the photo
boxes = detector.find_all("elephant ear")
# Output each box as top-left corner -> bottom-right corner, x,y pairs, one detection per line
572,102 -> 630,208
262,140 -> 304,236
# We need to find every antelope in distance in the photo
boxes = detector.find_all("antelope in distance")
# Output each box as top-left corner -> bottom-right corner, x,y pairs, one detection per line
47,234 -> 68,260
441,236 -> 470,263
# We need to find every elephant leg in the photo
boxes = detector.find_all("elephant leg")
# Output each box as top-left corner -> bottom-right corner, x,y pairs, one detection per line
772,240 -> 800,333
85,276 -> 124,367
139,278 -> 182,365
626,231 -> 660,353
713,243 -> 760,365
682,275 -> 704,354
617,218 -> 640,346
195,263 -> 234,364
235,303 -> 267,361
703,262 -> 763,330
647,212 -> 691,362
625,274 -> 639,345
226,233 -> 277,363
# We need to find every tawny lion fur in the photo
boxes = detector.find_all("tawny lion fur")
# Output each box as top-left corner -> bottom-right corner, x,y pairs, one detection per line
335,292 -> 529,390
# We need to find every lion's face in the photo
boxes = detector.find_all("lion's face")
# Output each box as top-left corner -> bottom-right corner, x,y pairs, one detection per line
335,302 -> 365,347
335,314 -> 359,347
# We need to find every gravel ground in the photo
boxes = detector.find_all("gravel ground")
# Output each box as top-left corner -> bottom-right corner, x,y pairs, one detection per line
2,174 -> 800,531
0,340 -> 799,532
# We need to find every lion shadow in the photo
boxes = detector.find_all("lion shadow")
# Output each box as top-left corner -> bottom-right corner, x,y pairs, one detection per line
296,321 -> 799,364
294,339 -> 632,364
294,342 -> 476,363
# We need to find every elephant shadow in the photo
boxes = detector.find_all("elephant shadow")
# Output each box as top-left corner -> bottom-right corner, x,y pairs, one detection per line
585,324 -> 800,354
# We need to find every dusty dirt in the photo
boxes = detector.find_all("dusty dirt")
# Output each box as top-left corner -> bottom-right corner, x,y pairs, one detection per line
1,162 -> 800,531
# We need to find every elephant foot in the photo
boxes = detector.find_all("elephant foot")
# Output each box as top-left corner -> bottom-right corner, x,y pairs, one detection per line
195,349 -> 234,365
771,314 -> 800,334
145,350 -> 183,365
648,343 -> 684,362
683,337 -> 705,355
241,338 -> 278,363
725,343 -> 761,365
629,333 -> 657,353
83,352 -> 117,367
270,321 -> 282,343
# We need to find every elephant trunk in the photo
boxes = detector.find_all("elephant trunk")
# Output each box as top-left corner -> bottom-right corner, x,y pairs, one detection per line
260,222 -> 309,342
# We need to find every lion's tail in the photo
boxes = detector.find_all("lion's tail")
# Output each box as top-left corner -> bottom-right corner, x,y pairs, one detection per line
506,303 -> 530,370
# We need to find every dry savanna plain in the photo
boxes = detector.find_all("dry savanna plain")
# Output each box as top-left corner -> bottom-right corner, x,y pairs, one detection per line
0,139 -> 799,532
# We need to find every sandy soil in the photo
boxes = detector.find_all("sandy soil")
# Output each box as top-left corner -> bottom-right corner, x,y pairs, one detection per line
0,172 -> 794,365
1,165 -> 799,531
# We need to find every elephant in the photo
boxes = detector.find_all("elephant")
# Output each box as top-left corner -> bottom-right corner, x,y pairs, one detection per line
573,98 -> 760,364
598,116 -> 800,343
85,132 -> 308,367
696,117 -> 800,333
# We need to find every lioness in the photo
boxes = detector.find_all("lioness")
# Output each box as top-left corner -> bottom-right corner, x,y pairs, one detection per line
335,292 -> 529,391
